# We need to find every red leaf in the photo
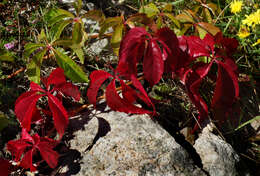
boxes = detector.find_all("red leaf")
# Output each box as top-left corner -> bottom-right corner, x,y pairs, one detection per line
30,82 -> 45,92
117,27 -> 148,79
106,79 -> 151,114
87,70 -> 113,107
211,60 -> 239,122
121,80 -> 137,104
0,159 -> 12,176
222,56 -> 239,76
7,130 -> 58,171
130,75 -> 155,113
37,139 -> 59,169
7,128 -> 34,168
7,139 -> 31,162
178,35 -> 211,58
19,149 -> 36,171
215,32 -> 238,55
31,108 -> 43,124
156,27 -> 190,73
15,91 -> 44,131
185,62 -> 213,130
21,128 -> 34,143
143,39 -> 164,86
54,82 -> 81,101
47,68 -> 66,88
202,33 -> 215,52
47,93 -> 68,138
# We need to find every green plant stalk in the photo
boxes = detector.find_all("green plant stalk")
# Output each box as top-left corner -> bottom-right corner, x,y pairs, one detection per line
235,115 -> 260,131
223,15 -> 233,33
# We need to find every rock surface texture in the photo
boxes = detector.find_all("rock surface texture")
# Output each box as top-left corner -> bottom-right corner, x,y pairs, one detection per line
60,110 -> 206,176
194,124 -> 249,176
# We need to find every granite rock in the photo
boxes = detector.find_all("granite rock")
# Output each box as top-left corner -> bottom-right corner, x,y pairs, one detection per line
60,109 -> 206,176
194,123 -> 250,176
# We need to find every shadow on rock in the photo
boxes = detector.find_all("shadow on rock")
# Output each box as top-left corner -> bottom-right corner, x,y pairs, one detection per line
56,149 -> 82,176
86,117 -> 111,151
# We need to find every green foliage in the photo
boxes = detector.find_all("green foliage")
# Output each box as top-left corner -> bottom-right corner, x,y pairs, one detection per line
54,48 -> 88,83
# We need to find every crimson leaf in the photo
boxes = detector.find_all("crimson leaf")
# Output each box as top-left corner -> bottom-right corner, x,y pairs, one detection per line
211,60 -> 239,122
87,70 -> 113,107
156,27 -> 190,74
15,68 -> 80,138
47,93 -> 68,139
143,39 -> 164,86
15,91 -> 44,131
7,129 -> 58,171
47,67 -> 67,88
106,79 -> 152,114
117,27 -> 148,79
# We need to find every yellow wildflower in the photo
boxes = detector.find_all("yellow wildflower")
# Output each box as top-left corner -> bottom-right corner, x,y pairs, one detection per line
252,39 -> 260,46
230,0 -> 243,14
237,26 -> 250,38
242,9 -> 260,28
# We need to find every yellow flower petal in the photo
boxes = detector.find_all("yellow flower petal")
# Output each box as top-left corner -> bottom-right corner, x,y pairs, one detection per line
242,9 -> 260,28
237,26 -> 250,38
230,0 -> 243,14
252,39 -> 260,46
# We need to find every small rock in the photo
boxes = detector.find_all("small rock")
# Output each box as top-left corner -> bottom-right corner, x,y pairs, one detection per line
194,123 -> 250,176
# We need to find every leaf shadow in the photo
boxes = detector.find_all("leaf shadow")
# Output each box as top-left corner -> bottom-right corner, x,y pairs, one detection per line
85,116 -> 111,151
54,149 -> 82,176
55,102 -> 112,175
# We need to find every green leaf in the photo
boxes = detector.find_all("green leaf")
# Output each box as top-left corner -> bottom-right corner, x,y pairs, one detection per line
156,16 -> 163,29
203,8 -> 212,23
45,8 -> 74,24
53,8 -> 74,18
38,29 -> 47,42
54,49 -> 88,83
0,113 -> 10,132
53,39 -> 84,64
196,22 -> 220,37
84,10 -> 105,23
100,17 -> 122,36
73,0 -> 82,15
139,3 -> 160,18
163,13 -> 181,28
163,3 -> 172,12
71,46 -> 84,64
207,3 -> 220,16
24,43 -> 46,59
26,48 -> 47,84
53,39 -> 73,47
72,22 -> 83,44
175,13 -> 194,23
111,24 -> 124,55
48,14 -> 71,27
126,13 -> 153,28
0,52 -> 14,62
51,19 -> 73,41
235,116 -> 260,131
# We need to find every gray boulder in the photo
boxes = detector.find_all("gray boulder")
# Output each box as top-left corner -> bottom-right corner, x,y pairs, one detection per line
194,123 -> 250,176
59,109 -> 206,176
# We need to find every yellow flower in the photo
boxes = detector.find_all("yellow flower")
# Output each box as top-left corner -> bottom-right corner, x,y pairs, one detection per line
230,0 -> 243,14
242,9 -> 260,28
237,26 -> 250,38
252,39 -> 260,46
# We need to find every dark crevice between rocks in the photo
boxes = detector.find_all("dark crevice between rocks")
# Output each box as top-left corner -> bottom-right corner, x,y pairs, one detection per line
153,109 -> 210,176
172,132 -> 210,176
